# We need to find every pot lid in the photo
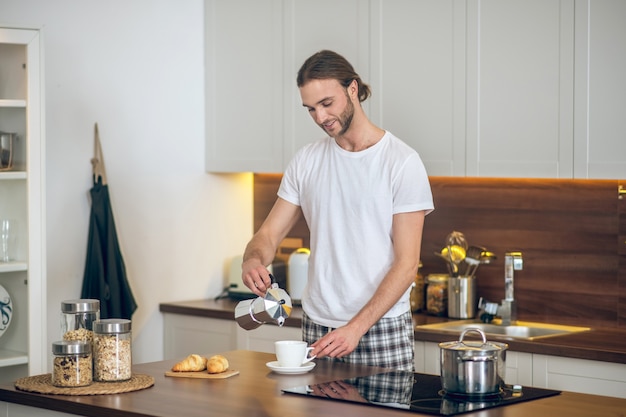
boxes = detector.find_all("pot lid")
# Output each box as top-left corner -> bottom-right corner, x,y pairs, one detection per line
439,327 -> 508,352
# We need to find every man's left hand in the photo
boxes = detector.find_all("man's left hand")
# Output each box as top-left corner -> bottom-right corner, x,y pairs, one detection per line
310,326 -> 361,359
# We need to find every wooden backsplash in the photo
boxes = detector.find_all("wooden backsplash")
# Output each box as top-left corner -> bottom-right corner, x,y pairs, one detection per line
254,174 -> 626,329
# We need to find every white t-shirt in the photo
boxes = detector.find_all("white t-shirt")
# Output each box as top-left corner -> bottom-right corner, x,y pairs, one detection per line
278,131 -> 434,328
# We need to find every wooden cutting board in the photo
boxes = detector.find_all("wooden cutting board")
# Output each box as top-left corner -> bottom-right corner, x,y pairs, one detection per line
164,369 -> 239,379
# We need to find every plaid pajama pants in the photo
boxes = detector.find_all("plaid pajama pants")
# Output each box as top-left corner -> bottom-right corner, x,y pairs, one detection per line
302,310 -> 415,371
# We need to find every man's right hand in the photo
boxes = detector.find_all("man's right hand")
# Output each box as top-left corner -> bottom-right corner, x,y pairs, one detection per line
241,259 -> 272,297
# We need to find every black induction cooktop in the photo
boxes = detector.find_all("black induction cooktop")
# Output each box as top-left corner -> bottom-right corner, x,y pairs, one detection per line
282,371 -> 561,416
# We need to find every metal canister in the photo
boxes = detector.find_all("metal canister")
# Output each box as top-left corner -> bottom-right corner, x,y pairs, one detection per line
447,276 -> 477,319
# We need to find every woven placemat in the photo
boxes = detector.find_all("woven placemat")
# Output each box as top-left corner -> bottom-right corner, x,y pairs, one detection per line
15,373 -> 155,396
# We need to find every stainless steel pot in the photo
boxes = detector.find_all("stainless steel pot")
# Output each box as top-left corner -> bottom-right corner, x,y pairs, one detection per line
439,328 -> 508,397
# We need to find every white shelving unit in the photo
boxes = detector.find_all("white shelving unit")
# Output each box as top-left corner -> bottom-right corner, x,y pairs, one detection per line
0,26 -> 46,383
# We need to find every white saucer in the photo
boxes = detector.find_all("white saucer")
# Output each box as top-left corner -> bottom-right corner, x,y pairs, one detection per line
266,361 -> 315,375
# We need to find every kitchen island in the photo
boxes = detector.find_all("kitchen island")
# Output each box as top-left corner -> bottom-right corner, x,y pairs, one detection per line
1,350 -> 626,417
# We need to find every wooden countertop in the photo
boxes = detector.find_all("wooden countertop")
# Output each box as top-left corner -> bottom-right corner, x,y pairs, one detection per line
160,299 -> 626,364
2,350 -> 626,417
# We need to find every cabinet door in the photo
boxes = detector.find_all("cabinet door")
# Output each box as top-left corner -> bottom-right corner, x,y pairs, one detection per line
423,341 -> 442,375
465,0 -> 575,178
574,0 -> 626,179
282,0 -> 371,166
237,324 -> 301,353
163,314 -> 236,360
533,354 -> 626,399
205,0 -> 284,172
372,0 -> 462,176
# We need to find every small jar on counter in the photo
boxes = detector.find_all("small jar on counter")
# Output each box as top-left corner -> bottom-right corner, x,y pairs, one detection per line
93,319 -> 132,382
410,263 -> 425,312
61,299 -> 100,343
426,274 -> 449,316
52,340 -> 93,387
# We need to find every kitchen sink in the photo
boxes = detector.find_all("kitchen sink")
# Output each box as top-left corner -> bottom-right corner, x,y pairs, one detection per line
415,319 -> 591,340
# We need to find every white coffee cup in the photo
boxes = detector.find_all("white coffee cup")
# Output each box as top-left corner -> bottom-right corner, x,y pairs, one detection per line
275,340 -> 316,368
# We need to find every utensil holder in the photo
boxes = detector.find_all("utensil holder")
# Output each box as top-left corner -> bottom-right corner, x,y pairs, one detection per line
447,276 -> 477,319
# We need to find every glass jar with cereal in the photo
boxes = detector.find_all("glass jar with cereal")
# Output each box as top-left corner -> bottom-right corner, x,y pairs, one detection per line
93,319 -> 132,382
426,274 -> 449,316
52,340 -> 93,387
61,299 -> 100,343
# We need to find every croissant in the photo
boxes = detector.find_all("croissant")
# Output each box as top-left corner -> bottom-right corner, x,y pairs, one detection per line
206,354 -> 229,374
171,354 -> 207,372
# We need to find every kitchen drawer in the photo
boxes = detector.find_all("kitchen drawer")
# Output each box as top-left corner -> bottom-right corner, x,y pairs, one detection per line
533,354 -> 626,399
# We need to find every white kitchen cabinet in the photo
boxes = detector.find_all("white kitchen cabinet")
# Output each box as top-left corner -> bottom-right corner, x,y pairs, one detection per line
533,354 -> 626,399
573,0 -> 626,179
281,0 -> 370,164
414,341 -> 533,386
204,0 -> 284,173
204,0 -> 369,173
205,0 -> 625,179
375,0 -> 625,178
414,340 -> 443,376
379,0 -> 624,179
464,0 -> 575,178
162,312 -> 301,359
163,314 -> 237,360
0,27 -> 46,384
236,322 -> 301,353
371,0 -> 463,177
378,0 -> 575,178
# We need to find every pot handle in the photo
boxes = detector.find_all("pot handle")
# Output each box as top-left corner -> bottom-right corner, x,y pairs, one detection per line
459,327 -> 487,345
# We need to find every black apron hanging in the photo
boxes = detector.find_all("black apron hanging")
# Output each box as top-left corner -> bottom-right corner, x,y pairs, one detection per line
81,123 -> 137,319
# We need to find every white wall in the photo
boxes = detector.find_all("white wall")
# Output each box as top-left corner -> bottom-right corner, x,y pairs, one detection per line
0,0 -> 254,365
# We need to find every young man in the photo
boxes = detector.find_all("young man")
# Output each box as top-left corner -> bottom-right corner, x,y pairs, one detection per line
241,50 -> 433,370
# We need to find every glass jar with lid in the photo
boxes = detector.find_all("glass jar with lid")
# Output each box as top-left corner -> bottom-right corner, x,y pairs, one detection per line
93,319 -> 132,382
61,299 -> 100,343
410,262 -> 425,312
51,340 -> 93,387
426,274 -> 449,316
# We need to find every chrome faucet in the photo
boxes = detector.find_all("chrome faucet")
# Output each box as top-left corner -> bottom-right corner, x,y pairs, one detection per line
499,251 -> 523,325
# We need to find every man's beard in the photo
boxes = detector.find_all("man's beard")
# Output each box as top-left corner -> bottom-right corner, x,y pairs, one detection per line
320,92 -> 355,137
336,96 -> 354,137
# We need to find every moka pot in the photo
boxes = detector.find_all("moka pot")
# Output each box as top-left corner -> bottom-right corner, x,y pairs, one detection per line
234,275 -> 293,330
